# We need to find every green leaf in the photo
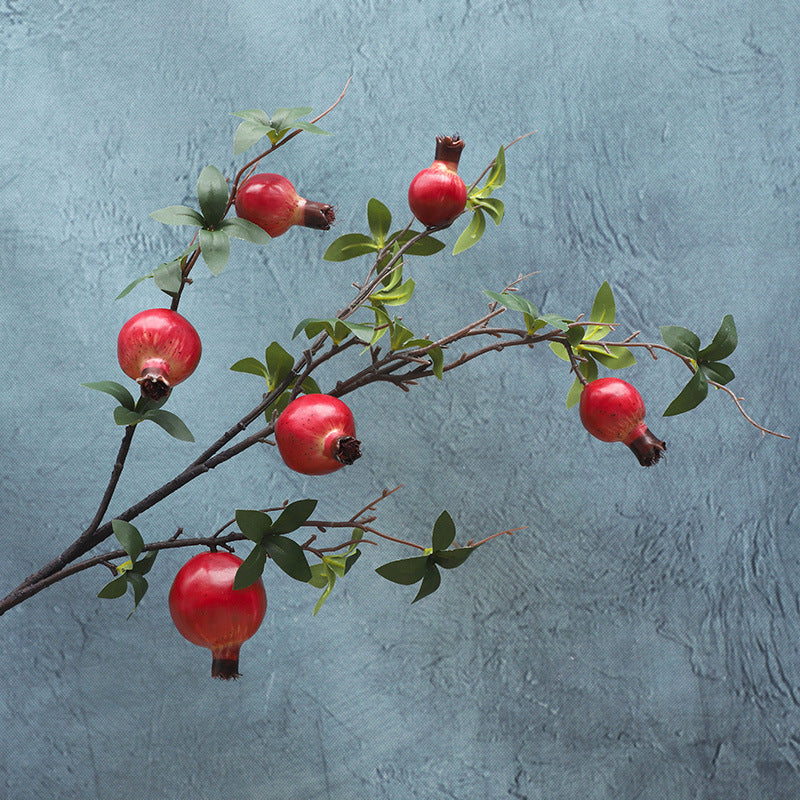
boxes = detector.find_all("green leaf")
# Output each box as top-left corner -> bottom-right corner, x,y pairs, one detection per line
389,230 -> 446,256
82,381 -> 136,411
484,290 -> 539,319
412,562 -> 441,603
376,555 -> 430,585
264,342 -> 295,391
113,406 -> 145,426
131,549 -> 158,576
323,233 -> 379,262
308,562 -> 330,589
537,314 -> 571,332
585,281 -> 615,341
264,536 -> 312,582
271,499 -> 318,535
97,574 -> 128,600
431,510 -> 456,551
152,259 -> 184,296
196,165 -> 229,228
660,325 -> 701,359
230,357 -> 269,380
367,198 -> 392,245
270,106 -> 313,131
112,519 -> 144,562
428,345 -> 444,379
126,572 -> 149,616
435,547 -> 475,570
311,565 -> 337,616
231,108 -> 271,124
472,196 -> 504,224
452,209 -> 486,255
370,278 -> 415,307
566,355 -> 598,409
115,272 -> 154,300
236,509 -> 273,544
390,322 -> 417,351
700,361 -> 735,385
150,205 -> 204,227
141,409 -> 195,442
698,314 -> 737,361
663,369 -> 709,416
233,118 -> 272,156
581,344 -> 636,369
218,217 -> 271,244
484,144 -> 506,190
199,228 -> 230,275
340,320 -> 376,344
292,120 -> 330,136
233,544 -> 267,590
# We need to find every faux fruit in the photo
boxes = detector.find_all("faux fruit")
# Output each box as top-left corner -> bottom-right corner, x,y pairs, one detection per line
275,393 -> 361,475
578,377 -> 666,467
169,551 -> 267,680
408,135 -> 468,227
117,308 -> 202,401
234,172 -> 335,237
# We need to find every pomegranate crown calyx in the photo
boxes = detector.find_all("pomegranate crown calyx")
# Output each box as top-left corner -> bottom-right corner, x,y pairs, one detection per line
434,135 -> 465,166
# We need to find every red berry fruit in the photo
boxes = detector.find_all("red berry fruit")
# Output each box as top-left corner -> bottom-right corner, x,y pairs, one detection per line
408,135 -> 468,227
117,308 -> 202,401
234,173 -> 335,237
578,377 -> 666,467
275,394 -> 361,475
169,551 -> 267,680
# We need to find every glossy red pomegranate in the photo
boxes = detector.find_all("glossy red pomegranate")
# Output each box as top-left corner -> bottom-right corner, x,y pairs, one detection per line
408,135 -> 468,227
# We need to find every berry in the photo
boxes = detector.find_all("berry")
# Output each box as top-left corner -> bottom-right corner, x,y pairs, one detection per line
117,308 -> 202,401
408,135 -> 468,227
234,173 -> 335,237
275,394 -> 361,475
168,551 -> 267,680
579,377 -> 666,467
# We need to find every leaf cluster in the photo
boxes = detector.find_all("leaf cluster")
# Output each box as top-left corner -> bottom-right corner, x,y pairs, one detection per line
231,106 -> 329,156
97,520 -> 158,616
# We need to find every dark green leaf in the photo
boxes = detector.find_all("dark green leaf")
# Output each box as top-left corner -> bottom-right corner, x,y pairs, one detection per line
452,209 -> 486,255
566,326 -> 585,348
375,555 -> 430,585
230,357 -> 269,380
660,325 -> 701,359
435,547 -> 475,570
131,549 -> 158,576
700,361 -> 735,385
233,544 -> 267,589
323,233 -> 379,262
126,572 -> 149,616
199,228 -> 230,275
264,342 -> 295,391
344,547 -> 361,575
112,519 -> 144,562
367,198 -> 392,245
264,536 -> 312,582
82,381 -> 136,411
582,344 -> 636,370
153,259 -> 183,296
412,563 -> 441,603
271,499 -> 318,535
196,165 -> 229,228
150,205 -> 204,227
113,406 -> 145,426
663,369 -> 709,416
389,230 -> 445,256
698,314 -> 737,361
233,119 -> 272,156
428,345 -> 444,379
484,290 -> 539,319
300,375 -> 321,394
219,217 -> 271,244
390,322 -> 417,351
235,509 -> 273,544
141,409 -> 195,442
97,574 -> 128,600
431,510 -> 456,551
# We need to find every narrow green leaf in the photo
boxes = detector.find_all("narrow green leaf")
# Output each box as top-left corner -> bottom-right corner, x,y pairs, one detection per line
412,563 -> 441,603
700,361 -> 735,385
698,314 -> 737,361
435,547 -> 475,570
292,120 -> 330,136
199,228 -> 230,275
236,509 -> 273,544
141,409 -> 195,442
230,357 -> 269,380
367,198 -> 392,245
115,272 -> 154,300
271,499 -> 318,535
663,369 -> 709,416
196,165 -> 229,228
431,510 -> 456,551
97,574 -> 128,600
566,354 -> 598,409
311,566 -> 337,616
82,381 -> 136,411
484,144 -> 506,190
264,535 -> 312,582
370,278 -> 415,307
233,119 -> 272,156
264,342 -> 295,391
153,259 -> 183,296
218,217 -> 271,244
126,572 -> 149,616
484,290 -> 539,319
112,519 -> 144,562
323,233 -> 379,262
429,345 -> 444,379
452,209 -> 486,255
233,544 -> 267,590
585,281 -> 615,340
376,555 -> 430,585
150,205 -> 204,227
113,406 -> 145,426
660,325 -> 701,359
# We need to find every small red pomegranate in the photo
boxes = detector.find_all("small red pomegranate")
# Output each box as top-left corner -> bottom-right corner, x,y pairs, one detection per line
234,173 -> 335,237
117,308 -> 202,401
169,551 -> 267,680
579,377 -> 666,467
408,135 -> 468,227
274,394 -> 361,475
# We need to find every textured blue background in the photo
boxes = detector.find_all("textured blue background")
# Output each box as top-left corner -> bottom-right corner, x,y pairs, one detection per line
2,1 -> 799,798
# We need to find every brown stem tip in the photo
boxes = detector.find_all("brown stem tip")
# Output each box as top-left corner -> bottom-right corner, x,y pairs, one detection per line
211,657 -> 241,680
434,135 -> 465,166
303,202 -> 336,231
137,373 -> 172,402
334,436 -> 362,466
627,428 -> 666,467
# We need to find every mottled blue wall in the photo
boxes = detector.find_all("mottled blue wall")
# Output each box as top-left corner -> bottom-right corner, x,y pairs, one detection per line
2,1 -> 799,798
